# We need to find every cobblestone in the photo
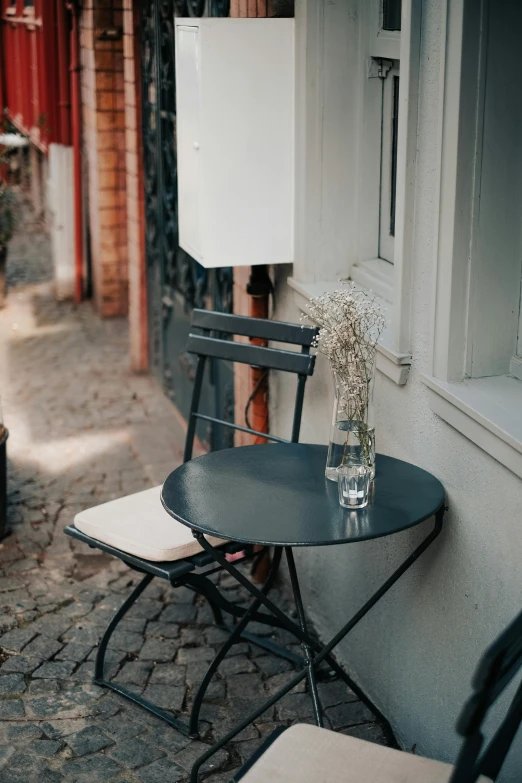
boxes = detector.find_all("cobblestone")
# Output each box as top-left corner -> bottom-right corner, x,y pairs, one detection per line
0,220 -> 391,781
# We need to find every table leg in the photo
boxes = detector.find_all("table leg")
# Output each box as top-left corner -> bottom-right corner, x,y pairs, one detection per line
191,508 -> 444,782
285,547 -> 323,727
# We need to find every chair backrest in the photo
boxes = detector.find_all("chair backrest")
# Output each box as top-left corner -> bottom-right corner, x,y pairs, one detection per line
183,309 -> 318,462
450,608 -> 522,782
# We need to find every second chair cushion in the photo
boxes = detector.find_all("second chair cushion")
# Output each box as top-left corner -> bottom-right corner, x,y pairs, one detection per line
237,724 -> 492,783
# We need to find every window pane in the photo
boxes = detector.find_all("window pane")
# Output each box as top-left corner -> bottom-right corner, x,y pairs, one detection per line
379,62 -> 400,264
517,282 -> 522,359
382,0 -> 402,32
389,75 -> 400,237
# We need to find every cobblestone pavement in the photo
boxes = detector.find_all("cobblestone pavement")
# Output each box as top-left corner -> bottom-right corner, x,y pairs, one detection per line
0,221 -> 391,782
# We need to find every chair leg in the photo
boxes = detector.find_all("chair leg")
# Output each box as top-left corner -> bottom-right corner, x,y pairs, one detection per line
94,571 -> 193,736
204,594 -> 226,628
94,572 -> 154,682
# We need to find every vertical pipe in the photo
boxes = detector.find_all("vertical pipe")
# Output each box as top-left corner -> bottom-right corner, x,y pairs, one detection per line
56,0 -> 71,145
68,1 -> 82,303
29,11 -> 39,139
0,13 -> 5,124
246,264 -> 271,444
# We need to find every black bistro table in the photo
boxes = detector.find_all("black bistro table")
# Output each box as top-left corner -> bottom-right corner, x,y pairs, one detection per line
161,443 -> 445,781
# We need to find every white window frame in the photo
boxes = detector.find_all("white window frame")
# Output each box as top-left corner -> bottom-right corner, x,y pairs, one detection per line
510,285 -> 522,381
379,60 -> 400,265
288,0 -> 421,386
423,0 -> 522,480
371,0 -> 401,59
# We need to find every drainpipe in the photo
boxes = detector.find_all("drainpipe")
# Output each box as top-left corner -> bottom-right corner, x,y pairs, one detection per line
0,19 -> 4,128
56,0 -> 71,146
67,0 -> 83,303
246,265 -> 271,441
246,265 -> 272,584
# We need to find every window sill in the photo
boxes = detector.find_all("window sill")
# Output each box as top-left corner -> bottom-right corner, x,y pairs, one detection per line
288,276 -> 411,386
422,374 -> 522,480
349,258 -> 394,302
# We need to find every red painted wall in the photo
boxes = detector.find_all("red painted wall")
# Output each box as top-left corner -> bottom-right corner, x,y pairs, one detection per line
1,0 -> 71,151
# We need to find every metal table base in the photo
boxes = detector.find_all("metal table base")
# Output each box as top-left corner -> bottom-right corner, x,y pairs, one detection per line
190,507 -> 444,782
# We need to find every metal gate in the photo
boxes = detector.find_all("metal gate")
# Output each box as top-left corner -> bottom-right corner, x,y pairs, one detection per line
141,0 -> 234,451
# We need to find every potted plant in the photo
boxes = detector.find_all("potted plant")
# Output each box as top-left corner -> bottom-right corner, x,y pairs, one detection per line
0,396 -> 7,539
0,183 -> 16,309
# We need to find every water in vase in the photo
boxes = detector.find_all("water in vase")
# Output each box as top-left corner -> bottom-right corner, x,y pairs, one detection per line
325,420 -> 375,481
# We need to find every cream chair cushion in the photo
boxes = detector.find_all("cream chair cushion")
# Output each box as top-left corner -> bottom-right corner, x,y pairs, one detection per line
74,485 -> 227,562
240,724 -> 492,783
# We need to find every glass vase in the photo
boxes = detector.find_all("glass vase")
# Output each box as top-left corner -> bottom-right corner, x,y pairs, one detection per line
325,365 -> 376,481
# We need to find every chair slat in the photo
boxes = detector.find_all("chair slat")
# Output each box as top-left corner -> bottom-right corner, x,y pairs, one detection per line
186,334 -> 315,375
193,413 -> 289,443
192,308 -> 318,347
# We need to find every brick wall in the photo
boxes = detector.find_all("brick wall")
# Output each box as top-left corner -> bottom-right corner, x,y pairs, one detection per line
123,0 -> 147,371
80,1 -> 128,318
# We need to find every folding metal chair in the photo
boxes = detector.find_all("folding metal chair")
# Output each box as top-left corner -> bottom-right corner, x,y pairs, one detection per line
230,607 -> 522,783
65,308 -> 318,738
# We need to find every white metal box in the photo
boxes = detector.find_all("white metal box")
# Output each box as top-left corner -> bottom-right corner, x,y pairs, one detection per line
175,18 -> 294,268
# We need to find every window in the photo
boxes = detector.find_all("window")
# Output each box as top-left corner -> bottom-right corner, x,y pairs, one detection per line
379,61 -> 400,264
289,0 -> 419,385
425,0 -> 522,479
349,0 -> 404,294
382,0 -> 402,32
464,0 -> 522,382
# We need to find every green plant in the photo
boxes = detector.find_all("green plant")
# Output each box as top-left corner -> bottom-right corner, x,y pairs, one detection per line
0,186 -> 17,248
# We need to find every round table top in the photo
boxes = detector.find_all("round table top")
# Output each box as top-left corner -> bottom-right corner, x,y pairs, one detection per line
161,444 -> 445,548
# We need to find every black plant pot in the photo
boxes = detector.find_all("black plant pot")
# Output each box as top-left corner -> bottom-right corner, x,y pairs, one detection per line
0,428 -> 8,540
0,246 -> 7,309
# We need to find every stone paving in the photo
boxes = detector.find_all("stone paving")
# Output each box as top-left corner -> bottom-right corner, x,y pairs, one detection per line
0,214 -> 391,782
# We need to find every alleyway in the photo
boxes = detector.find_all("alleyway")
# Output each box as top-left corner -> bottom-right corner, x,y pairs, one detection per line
0,215 -> 389,782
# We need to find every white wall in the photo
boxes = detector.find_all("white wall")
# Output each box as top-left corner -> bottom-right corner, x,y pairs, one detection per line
271,0 -> 522,779
47,144 -> 75,300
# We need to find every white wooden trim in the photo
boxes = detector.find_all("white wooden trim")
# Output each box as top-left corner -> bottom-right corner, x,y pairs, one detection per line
422,373 -> 522,480
517,278 -> 522,360
370,0 -> 401,60
465,0 -> 522,377
431,0 -> 482,381
391,0 -> 422,354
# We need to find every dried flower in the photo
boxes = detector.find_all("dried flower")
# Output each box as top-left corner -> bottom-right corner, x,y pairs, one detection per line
302,283 -> 386,465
